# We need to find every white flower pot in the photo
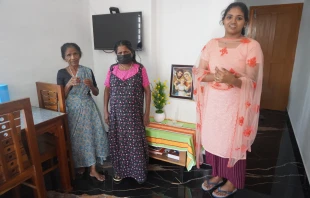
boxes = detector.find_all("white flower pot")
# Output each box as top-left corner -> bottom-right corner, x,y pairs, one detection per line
154,112 -> 165,123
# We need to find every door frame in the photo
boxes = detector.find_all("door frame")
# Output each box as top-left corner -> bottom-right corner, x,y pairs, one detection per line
247,3 -> 303,42
246,3 -> 303,110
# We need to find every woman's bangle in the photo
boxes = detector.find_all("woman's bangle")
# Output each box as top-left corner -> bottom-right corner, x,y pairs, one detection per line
213,74 -> 220,82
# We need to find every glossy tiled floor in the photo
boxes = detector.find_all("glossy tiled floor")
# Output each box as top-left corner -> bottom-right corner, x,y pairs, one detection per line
70,110 -> 309,198
1,110 -> 309,198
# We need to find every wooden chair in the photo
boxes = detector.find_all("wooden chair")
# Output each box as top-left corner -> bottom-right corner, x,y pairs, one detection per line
0,98 -> 46,197
35,82 -> 74,183
36,82 -> 66,113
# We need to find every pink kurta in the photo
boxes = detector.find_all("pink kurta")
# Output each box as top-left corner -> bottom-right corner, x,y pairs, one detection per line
202,83 -> 240,158
193,37 -> 264,168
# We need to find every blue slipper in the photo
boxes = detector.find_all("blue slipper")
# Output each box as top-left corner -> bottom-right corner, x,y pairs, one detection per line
212,186 -> 237,198
201,179 -> 224,191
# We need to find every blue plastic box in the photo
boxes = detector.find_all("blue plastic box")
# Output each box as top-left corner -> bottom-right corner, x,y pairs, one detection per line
0,84 -> 10,103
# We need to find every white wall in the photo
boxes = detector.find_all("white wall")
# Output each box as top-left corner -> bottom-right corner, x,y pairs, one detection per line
288,0 -> 310,179
153,0 -> 233,123
0,0 -> 94,106
89,0 -> 154,118
237,0 -> 303,6
89,0 -> 233,123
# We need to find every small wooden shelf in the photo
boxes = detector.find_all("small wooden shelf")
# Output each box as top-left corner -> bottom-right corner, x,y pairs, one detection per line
147,119 -> 195,169
149,151 -> 186,167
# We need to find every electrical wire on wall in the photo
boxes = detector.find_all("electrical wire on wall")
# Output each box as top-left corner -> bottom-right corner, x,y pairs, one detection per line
136,51 -> 142,64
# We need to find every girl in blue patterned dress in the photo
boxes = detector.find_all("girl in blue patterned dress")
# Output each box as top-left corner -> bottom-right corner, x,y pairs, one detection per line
57,43 -> 109,181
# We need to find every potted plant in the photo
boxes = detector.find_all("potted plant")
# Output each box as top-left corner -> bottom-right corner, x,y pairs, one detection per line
152,79 -> 169,122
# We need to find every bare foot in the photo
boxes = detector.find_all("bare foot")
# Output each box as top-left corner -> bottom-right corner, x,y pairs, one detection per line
90,170 -> 105,181
213,180 -> 237,196
202,176 -> 223,190
77,167 -> 85,175
89,165 -> 105,182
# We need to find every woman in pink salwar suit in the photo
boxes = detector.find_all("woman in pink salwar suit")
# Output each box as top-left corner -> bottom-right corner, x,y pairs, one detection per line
193,2 -> 263,198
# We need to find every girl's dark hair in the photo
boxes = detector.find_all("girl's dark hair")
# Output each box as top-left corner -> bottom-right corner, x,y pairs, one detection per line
113,40 -> 137,63
221,2 -> 249,35
61,43 -> 82,60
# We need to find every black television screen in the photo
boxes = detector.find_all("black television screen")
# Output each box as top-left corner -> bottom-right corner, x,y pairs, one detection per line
92,12 -> 142,51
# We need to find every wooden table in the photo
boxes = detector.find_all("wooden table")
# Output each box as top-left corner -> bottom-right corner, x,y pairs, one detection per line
21,106 -> 72,191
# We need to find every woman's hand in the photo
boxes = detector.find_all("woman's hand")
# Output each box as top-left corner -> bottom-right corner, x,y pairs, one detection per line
143,113 -> 150,127
214,67 -> 236,84
83,78 -> 94,88
84,79 -> 99,96
68,77 -> 80,87
104,111 -> 109,125
214,67 -> 242,88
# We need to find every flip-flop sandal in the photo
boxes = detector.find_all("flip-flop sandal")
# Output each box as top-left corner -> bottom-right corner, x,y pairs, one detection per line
201,179 -> 224,191
137,178 -> 146,184
113,175 -> 122,182
212,186 -> 237,198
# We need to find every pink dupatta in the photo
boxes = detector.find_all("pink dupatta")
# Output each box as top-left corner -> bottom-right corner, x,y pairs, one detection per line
193,38 -> 264,168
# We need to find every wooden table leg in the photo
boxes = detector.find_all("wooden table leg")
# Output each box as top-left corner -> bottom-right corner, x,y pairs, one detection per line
12,186 -> 20,198
56,122 -> 72,191
63,115 -> 75,180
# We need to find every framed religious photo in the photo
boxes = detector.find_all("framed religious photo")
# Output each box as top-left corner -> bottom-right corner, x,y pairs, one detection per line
169,64 -> 194,100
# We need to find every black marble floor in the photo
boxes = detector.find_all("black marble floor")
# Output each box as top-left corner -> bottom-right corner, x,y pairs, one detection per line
1,110 -> 310,198
70,110 -> 310,198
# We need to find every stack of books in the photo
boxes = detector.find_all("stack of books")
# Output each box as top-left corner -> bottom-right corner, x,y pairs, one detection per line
166,149 -> 180,160
148,145 -> 165,155
148,146 -> 180,161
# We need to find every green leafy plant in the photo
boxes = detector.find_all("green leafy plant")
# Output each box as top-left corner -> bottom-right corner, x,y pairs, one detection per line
151,79 -> 169,113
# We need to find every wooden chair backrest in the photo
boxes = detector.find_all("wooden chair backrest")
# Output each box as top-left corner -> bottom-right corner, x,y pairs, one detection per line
36,82 -> 66,113
0,98 -> 46,197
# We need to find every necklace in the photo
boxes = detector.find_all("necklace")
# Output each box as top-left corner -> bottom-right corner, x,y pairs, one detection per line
119,63 -> 133,71
69,66 -> 79,77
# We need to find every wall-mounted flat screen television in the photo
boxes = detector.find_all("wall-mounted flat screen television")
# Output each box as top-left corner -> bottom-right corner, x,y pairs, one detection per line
92,12 -> 142,51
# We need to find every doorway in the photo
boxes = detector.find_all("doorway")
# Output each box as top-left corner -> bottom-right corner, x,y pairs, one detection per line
247,3 -> 303,111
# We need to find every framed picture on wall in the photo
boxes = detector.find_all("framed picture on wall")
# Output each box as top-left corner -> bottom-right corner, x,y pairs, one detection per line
169,64 -> 194,100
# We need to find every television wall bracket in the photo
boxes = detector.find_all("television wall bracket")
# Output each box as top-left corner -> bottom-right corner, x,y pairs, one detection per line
109,7 -> 120,14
